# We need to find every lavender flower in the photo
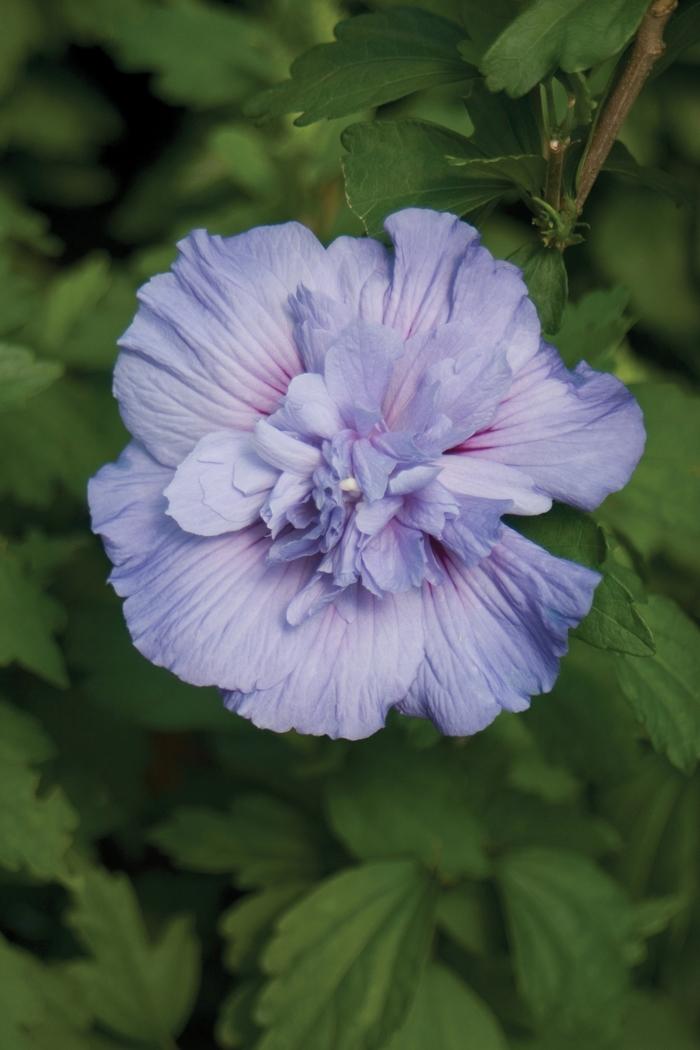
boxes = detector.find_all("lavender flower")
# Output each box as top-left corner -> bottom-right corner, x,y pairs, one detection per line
88,209 -> 644,739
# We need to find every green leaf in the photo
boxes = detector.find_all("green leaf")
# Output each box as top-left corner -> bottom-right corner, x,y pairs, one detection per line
436,884 -> 492,956
0,542 -> 67,686
67,864 -> 200,1044
482,0 -> 650,97
0,0 -> 43,96
385,963 -> 508,1050
574,569 -> 655,656
65,586 -> 231,731
553,286 -> 631,368
325,736 -> 487,878
0,377 -> 126,507
248,8 -> 469,125
616,595 -> 700,774
499,847 -> 638,1040
217,980 -> 261,1050
508,504 -> 605,569
486,791 -> 620,857
343,120 -> 536,234
256,861 -> 437,1050
620,992 -> 700,1050
510,506 -> 654,656
600,383 -> 700,568
0,932 -> 94,1050
510,243 -> 568,334
35,253 -> 135,369
64,0 -> 276,108
220,883 -> 311,974
465,81 -> 543,157
0,699 -> 77,882
459,0 -> 521,64
209,124 -> 283,200
0,342 -> 62,410
150,794 -> 327,887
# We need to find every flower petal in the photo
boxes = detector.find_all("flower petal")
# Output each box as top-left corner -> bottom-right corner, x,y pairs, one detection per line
324,322 -> 404,433
269,372 -> 343,441
462,345 -> 646,510
385,322 -> 512,441
401,527 -> 600,734
114,223 -> 328,466
382,209 -> 479,337
253,418 -> 322,474
88,441 -> 173,569
439,454 -> 551,516
225,584 -> 424,740
164,431 -> 276,537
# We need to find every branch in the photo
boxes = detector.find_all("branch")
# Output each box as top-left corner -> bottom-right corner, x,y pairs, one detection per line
575,0 -> 677,212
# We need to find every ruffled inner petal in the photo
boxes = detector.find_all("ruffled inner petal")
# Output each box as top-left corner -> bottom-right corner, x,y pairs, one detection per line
164,430 -> 278,537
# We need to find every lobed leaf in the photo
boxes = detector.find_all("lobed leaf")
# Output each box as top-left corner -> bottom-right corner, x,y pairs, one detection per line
248,8 -> 471,126
256,860 -> 437,1050
616,595 -> 700,774
482,0 -> 651,98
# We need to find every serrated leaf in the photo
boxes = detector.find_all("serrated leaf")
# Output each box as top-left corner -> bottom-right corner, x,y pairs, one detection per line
67,865 -> 200,1044
385,962 -> 508,1049
499,847 -> 638,1040
343,120 -> 531,234
573,569 -> 654,656
0,700 -> 77,881
220,883 -> 311,974
553,286 -> 631,368
616,595 -> 700,774
150,794 -> 327,887
248,8 -> 470,125
325,735 -> 487,878
216,979 -> 261,1050
0,543 -> 67,685
0,342 -> 62,409
481,0 -> 650,97
511,243 -> 568,334
600,383 -> 700,568
256,861 -> 437,1050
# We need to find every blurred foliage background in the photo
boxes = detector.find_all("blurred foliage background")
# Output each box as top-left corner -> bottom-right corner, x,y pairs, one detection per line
1,1 -> 699,1048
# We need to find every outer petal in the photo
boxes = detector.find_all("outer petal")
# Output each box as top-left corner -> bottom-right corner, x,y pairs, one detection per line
462,345 -> 646,510
164,431 -> 277,537
401,527 -> 600,734
91,449 -> 424,739
382,209 -> 479,337
225,584 -> 424,740
88,442 -> 173,570
114,223 -> 328,466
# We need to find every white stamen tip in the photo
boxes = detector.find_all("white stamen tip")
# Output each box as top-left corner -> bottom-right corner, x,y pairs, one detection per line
339,476 -> 361,493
